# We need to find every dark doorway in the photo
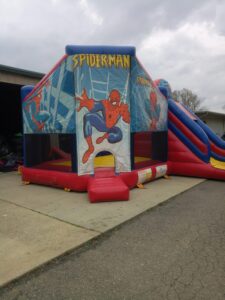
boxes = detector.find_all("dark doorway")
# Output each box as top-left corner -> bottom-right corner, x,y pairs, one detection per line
0,82 -> 23,169
0,82 -> 22,136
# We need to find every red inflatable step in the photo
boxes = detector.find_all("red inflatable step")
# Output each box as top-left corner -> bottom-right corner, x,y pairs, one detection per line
88,176 -> 129,203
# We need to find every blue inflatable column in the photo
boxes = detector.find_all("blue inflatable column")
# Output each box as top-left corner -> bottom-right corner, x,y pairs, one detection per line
21,86 -> 34,167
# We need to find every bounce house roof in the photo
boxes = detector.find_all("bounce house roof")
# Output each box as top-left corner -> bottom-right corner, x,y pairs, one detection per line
22,45 -> 136,103
65,45 -> 136,56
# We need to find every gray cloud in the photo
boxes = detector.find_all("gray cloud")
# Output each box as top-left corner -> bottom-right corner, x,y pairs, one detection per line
0,0 -> 225,110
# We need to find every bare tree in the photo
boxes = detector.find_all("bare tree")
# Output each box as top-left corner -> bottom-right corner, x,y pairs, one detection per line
172,88 -> 201,112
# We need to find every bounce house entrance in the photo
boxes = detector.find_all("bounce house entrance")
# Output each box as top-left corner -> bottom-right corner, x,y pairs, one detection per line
94,151 -> 116,177
89,150 -> 129,201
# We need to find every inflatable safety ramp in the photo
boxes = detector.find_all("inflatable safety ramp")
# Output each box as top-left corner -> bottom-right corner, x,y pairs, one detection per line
88,176 -> 129,203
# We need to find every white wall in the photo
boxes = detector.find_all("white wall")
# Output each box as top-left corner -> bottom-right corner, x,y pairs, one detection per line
203,117 -> 225,137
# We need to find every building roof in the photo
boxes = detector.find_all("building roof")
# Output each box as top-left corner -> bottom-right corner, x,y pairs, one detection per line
196,110 -> 225,119
0,64 -> 44,79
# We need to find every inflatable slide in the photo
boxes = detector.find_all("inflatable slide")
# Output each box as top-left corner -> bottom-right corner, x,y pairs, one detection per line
167,96 -> 225,180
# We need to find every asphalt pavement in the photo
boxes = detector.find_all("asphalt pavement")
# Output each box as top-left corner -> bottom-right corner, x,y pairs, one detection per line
1,180 -> 225,300
0,172 -> 203,286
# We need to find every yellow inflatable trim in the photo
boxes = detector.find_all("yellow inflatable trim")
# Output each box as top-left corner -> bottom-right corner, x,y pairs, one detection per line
210,157 -> 225,170
50,155 -> 150,168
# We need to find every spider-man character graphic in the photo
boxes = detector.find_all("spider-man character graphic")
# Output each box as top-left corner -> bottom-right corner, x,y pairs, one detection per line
76,88 -> 130,164
149,90 -> 161,130
24,81 -> 50,131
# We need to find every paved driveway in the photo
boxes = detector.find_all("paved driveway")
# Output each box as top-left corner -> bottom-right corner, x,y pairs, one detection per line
1,180 -> 225,300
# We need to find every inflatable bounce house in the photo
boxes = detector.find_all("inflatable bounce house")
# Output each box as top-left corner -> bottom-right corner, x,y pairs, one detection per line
20,45 -> 225,202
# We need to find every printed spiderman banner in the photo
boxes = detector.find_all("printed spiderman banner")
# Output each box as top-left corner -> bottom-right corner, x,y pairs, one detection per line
22,55 -> 167,137
22,56 -> 76,134
74,54 -> 131,175
130,57 -> 167,132
22,50 -> 167,176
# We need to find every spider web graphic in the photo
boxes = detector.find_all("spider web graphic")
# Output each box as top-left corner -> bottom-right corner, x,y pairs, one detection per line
88,67 -> 130,103
89,67 -> 110,100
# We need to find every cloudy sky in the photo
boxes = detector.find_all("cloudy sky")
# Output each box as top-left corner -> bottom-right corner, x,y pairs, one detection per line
1,0 -> 225,111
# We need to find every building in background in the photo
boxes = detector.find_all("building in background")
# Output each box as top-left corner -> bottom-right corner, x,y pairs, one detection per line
0,64 -> 44,136
196,111 -> 225,138
0,65 -> 44,170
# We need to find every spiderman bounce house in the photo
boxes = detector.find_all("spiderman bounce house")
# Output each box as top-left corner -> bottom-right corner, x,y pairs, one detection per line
21,45 -> 225,202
